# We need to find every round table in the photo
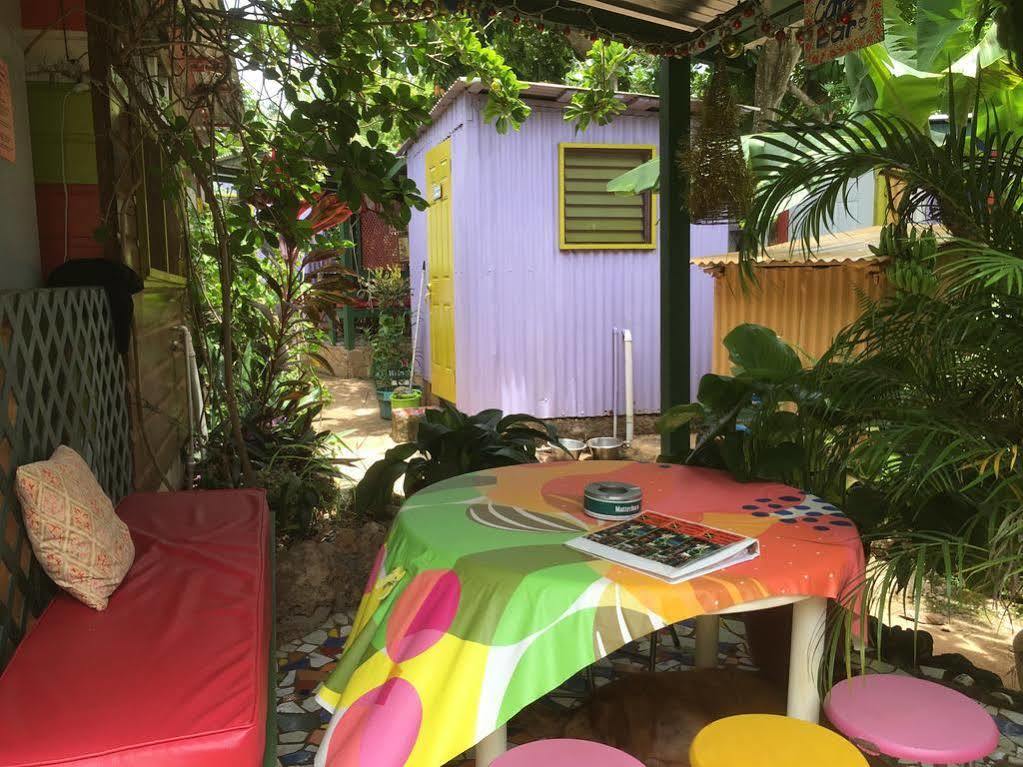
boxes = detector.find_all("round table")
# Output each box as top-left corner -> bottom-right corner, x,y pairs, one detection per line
314,461 -> 866,767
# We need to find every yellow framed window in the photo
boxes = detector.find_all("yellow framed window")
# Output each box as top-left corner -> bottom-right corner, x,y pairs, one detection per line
559,143 -> 656,250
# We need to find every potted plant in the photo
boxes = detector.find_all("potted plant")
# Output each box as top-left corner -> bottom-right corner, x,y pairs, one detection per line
390,386 -> 422,410
368,310 -> 409,420
361,266 -> 412,420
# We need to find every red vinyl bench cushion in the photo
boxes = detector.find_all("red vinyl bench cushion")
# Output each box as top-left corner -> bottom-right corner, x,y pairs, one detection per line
0,489 -> 271,767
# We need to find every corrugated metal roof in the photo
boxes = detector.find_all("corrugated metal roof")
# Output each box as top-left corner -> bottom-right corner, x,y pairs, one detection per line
693,227 -> 889,269
399,79 -> 660,155
485,0 -> 804,47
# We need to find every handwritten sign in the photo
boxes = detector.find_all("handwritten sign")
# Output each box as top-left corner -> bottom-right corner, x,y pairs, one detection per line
803,0 -> 884,66
0,59 -> 14,163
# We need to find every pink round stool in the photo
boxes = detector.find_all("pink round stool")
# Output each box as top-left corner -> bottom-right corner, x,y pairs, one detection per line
824,675 -> 1000,764
491,739 -> 644,767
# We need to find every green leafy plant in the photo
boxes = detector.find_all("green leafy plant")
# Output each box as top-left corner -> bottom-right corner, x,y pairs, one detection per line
368,312 -> 410,390
354,406 -> 561,517
359,265 -> 409,312
735,99 -> 1023,615
359,266 -> 411,390
657,325 -> 859,507
565,41 -> 637,131
255,465 -> 342,540
844,0 -> 1023,132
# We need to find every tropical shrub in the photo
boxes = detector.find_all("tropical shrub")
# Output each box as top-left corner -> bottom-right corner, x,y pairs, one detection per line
368,313 -> 411,390
190,207 -> 352,528
729,102 -> 1023,608
360,267 -> 412,390
360,266 -> 409,313
658,324 -> 886,537
845,0 -> 1023,132
354,406 -> 561,517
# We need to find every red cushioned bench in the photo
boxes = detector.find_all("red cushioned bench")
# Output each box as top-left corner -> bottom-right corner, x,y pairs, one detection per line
0,489 -> 273,767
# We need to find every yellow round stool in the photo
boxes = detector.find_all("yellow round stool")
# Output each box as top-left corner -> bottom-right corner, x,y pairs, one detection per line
690,714 -> 869,767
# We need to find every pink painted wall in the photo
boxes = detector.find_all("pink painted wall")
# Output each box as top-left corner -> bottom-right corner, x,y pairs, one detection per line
406,91 -> 722,418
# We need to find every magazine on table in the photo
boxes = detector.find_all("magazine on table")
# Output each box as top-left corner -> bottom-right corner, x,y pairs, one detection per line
566,511 -> 759,583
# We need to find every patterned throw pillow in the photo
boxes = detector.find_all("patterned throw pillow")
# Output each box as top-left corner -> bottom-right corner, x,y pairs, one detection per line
14,446 -> 135,610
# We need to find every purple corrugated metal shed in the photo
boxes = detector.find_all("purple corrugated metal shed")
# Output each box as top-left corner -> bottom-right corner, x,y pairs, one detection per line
405,80 -> 721,418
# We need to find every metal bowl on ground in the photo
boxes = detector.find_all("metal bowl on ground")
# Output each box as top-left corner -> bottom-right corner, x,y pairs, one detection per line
587,436 -> 624,460
556,438 -> 587,460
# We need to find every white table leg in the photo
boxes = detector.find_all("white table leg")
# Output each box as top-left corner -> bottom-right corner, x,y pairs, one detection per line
787,596 -> 827,722
476,724 -> 507,766
694,614 -> 720,669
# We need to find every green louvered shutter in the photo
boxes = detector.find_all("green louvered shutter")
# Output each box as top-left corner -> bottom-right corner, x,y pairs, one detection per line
559,144 -> 655,250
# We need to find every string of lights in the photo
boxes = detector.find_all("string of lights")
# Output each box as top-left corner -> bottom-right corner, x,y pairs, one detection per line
370,0 -> 818,58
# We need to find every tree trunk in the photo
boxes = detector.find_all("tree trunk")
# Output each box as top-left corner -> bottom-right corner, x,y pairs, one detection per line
201,182 -> 257,487
753,38 -> 803,132
112,69 -> 257,487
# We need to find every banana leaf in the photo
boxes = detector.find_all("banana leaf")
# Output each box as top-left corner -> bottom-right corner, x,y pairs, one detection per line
606,157 -> 659,195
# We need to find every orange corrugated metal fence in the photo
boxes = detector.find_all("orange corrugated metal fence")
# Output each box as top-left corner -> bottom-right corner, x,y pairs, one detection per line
710,263 -> 888,374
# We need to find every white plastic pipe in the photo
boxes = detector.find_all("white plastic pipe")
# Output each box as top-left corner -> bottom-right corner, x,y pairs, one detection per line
611,326 -> 618,440
175,325 -> 207,439
174,325 -> 206,488
408,261 -> 427,391
621,328 -> 634,445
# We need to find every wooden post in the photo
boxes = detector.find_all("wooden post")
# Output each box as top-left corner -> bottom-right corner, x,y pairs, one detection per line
84,0 -> 122,264
659,57 -> 692,457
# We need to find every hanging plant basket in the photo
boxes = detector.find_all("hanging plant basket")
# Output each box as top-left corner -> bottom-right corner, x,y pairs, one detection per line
677,61 -> 753,224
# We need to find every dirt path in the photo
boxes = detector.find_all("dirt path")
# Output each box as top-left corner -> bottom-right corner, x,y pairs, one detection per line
317,377 -> 396,483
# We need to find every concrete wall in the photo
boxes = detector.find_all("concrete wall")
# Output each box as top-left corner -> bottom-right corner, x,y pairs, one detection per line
0,0 -> 41,288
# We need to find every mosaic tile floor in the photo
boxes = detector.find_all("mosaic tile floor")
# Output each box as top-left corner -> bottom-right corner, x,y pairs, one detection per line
274,612 -> 1023,766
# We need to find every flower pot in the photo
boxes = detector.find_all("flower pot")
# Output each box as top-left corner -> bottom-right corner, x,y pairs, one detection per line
390,389 -> 422,410
376,388 -> 394,420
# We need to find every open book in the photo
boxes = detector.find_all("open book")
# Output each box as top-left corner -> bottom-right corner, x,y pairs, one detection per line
566,511 -> 760,583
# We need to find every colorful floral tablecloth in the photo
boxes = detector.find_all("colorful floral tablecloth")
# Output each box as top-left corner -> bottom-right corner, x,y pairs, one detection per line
314,461 -> 865,767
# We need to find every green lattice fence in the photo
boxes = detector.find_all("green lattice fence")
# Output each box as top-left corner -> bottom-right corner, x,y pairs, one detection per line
0,288 -> 132,669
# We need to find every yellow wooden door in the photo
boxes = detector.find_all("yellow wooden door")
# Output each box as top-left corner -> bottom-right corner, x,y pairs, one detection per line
425,139 -> 456,402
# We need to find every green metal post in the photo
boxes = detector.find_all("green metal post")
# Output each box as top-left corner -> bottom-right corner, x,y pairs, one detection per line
659,56 -> 692,457
341,224 -> 357,350
342,307 -> 356,351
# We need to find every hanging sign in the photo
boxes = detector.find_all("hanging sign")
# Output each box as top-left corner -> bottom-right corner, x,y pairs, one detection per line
0,59 -> 14,163
803,0 -> 884,66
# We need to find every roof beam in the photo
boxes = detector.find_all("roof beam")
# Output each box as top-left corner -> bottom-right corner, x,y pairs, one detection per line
570,0 -> 699,31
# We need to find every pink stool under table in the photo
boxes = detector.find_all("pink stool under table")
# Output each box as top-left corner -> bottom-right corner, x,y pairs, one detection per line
491,739 -> 644,767
824,674 -> 1000,765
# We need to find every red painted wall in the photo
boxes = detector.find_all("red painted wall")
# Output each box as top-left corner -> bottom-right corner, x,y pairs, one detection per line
20,0 -> 87,31
34,183 -> 104,279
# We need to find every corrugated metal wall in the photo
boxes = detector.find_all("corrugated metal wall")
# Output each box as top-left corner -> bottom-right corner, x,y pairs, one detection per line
792,171 -> 876,234
688,239 -> 719,397
710,263 -> 888,374
407,96 -> 474,396
406,92 -> 721,418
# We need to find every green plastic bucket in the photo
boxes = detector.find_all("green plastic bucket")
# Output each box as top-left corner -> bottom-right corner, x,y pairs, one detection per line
390,389 -> 422,410
377,389 -> 394,420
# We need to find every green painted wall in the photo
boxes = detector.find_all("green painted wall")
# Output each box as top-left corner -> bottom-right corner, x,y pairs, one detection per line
26,83 -> 97,185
